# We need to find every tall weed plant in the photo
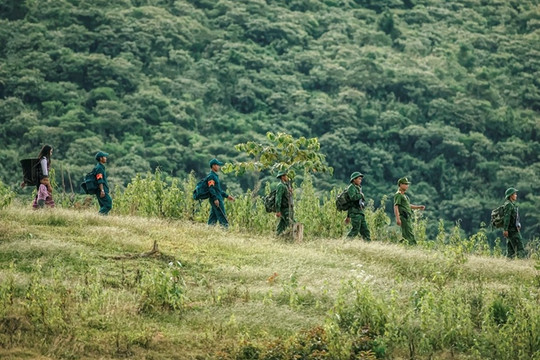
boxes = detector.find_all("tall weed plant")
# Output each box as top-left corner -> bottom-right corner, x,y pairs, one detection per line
295,173 -> 350,238
228,189 -> 273,234
138,261 -> 187,313
324,279 -> 540,360
0,180 -> 14,209
114,171 -> 165,217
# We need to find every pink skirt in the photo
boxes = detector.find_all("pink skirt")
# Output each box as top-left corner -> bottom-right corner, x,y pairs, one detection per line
32,184 -> 55,209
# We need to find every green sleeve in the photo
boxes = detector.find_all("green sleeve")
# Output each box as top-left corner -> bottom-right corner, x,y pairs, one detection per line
207,172 -> 219,200
275,183 -> 285,210
347,184 -> 362,202
502,202 -> 512,230
95,164 -> 106,185
394,192 -> 402,206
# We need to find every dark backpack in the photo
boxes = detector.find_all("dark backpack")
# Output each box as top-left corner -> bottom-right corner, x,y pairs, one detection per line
336,186 -> 352,211
490,204 -> 505,228
263,189 -> 278,213
193,177 -> 211,200
80,167 -> 99,195
20,158 -> 42,186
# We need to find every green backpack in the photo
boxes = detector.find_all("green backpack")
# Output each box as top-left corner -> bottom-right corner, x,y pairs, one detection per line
490,204 -> 505,228
335,186 -> 352,211
80,167 -> 99,195
193,176 -> 211,200
263,189 -> 277,213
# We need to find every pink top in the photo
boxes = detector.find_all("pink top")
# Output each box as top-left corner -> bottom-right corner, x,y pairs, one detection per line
36,184 -> 49,201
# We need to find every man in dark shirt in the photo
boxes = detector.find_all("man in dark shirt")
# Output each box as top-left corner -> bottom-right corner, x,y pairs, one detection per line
275,171 -> 293,236
94,151 -> 112,215
207,158 -> 235,227
502,187 -> 525,258
346,172 -> 370,241
393,177 -> 425,245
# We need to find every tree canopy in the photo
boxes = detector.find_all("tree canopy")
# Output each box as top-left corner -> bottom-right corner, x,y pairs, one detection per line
0,0 -> 538,239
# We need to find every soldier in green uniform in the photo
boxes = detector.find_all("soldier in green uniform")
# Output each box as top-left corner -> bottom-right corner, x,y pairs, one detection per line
94,151 -> 112,215
275,171 -> 293,236
345,172 -> 371,241
393,177 -> 425,245
207,158 -> 235,227
502,187 -> 526,258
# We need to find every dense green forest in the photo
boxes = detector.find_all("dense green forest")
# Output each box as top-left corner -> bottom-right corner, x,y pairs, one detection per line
0,0 -> 538,239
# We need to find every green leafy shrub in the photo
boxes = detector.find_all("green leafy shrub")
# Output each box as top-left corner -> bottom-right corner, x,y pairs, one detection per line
330,280 -> 387,337
0,180 -> 14,209
276,271 -> 317,309
365,195 -> 391,242
228,188 -> 273,234
138,261 -> 187,313
114,170 -> 165,217
220,327 -> 331,360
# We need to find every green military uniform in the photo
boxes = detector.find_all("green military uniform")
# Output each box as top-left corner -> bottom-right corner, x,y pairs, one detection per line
207,159 -> 229,227
275,171 -> 293,236
94,151 -> 112,215
394,178 -> 414,244
503,188 -> 525,258
347,172 -> 370,241
206,176 -> 229,227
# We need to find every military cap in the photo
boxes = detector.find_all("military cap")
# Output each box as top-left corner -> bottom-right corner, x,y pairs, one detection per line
398,177 -> 410,185
95,151 -> 109,160
276,171 -> 288,178
209,158 -> 224,167
505,187 -> 518,199
349,171 -> 364,182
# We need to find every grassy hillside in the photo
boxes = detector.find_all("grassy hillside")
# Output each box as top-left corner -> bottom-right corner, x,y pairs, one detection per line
0,206 -> 538,359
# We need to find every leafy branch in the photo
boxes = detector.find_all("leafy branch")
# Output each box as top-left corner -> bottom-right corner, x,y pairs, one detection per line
222,132 -> 333,178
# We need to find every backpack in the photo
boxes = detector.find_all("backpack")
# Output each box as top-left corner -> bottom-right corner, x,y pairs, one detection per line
263,189 -> 277,213
20,158 -> 42,186
80,167 -> 99,195
490,204 -> 505,228
193,177 -> 211,200
335,186 -> 352,211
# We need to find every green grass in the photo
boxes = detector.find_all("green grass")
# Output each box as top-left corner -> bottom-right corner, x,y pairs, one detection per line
0,206 -> 538,359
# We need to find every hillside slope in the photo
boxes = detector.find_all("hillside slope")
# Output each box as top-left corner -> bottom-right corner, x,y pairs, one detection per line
0,207 -> 538,359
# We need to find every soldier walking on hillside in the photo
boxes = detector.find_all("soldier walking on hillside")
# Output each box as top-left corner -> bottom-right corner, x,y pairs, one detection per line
393,177 -> 425,245
502,187 -> 526,258
207,158 -> 235,227
345,172 -> 371,241
275,171 -> 294,236
94,151 -> 112,215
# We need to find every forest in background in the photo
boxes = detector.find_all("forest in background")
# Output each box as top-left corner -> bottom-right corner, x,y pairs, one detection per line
0,0 -> 539,240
